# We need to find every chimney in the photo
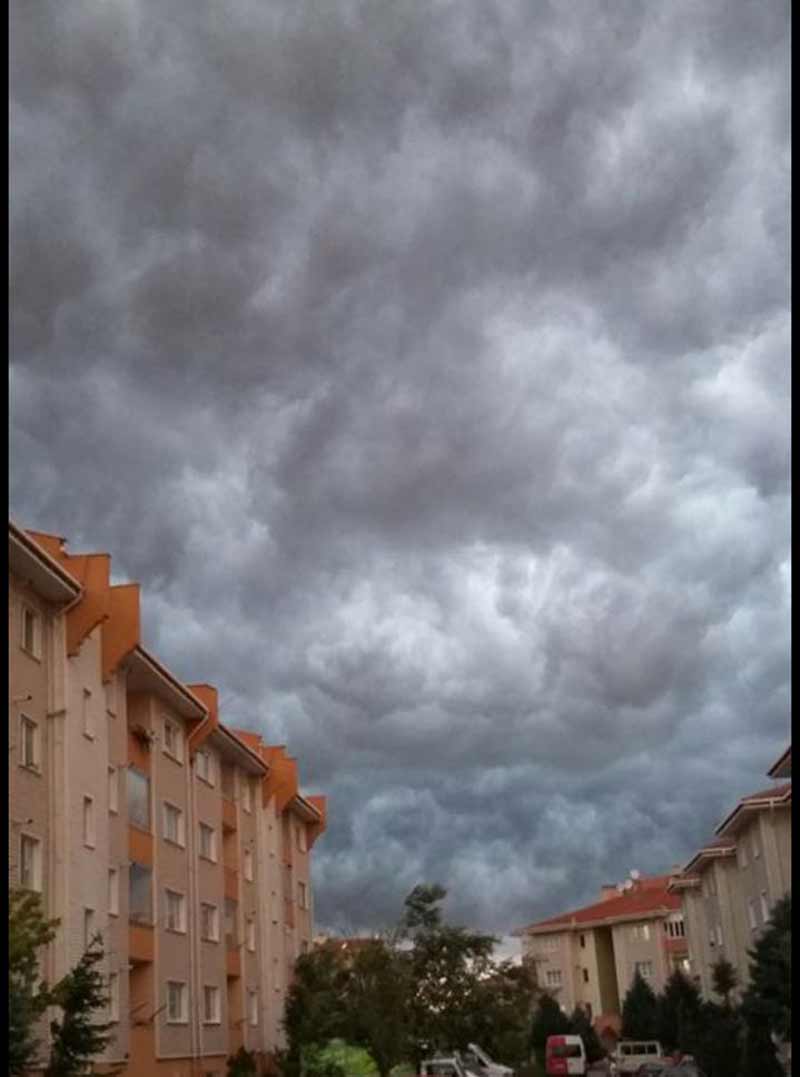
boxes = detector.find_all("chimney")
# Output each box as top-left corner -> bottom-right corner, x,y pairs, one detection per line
599,884 -> 618,901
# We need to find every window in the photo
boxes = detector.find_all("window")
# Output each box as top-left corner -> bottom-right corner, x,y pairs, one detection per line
129,863 -> 153,924
128,767 -> 150,830
108,972 -> 120,1022
199,823 -> 217,861
760,891 -> 770,923
246,917 -> 256,952
163,802 -> 185,846
545,969 -> 562,987
196,749 -> 214,785
165,889 -> 186,933
579,933 -> 586,949
738,842 -> 748,869
297,824 -> 307,853
108,767 -> 119,814
716,925 -> 724,946
22,606 -> 41,658
167,981 -> 188,1023
225,899 -> 238,947
634,961 -> 654,979
751,831 -> 760,859
82,689 -> 93,739
203,985 -> 221,1024
242,780 -> 253,812
243,848 -> 254,882
163,717 -> 183,762
708,927 -> 716,948
582,968 -> 589,983
247,989 -> 258,1027
297,881 -> 308,910
747,898 -> 757,930
631,923 -> 651,941
83,796 -> 95,847
84,908 -> 95,949
664,916 -> 686,938
20,715 -> 39,769
19,834 -> 42,891
201,903 -> 219,942
109,869 -> 119,916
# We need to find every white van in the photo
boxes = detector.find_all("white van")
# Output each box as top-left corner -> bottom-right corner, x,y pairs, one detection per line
614,1041 -> 665,1073
462,1044 -> 514,1077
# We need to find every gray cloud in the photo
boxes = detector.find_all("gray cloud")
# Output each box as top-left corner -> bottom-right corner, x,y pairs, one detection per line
10,0 -> 789,933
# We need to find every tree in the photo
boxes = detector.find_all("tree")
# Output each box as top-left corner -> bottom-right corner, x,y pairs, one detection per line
283,946 -> 350,1077
9,889 -> 59,1076
741,892 -> 791,1043
529,993 -> 571,1060
346,939 -> 414,1077
469,959 -> 539,1068
227,1046 -> 259,1076
656,969 -> 702,1054
568,1007 -> 604,1064
691,1000 -> 741,1077
620,971 -> 658,1040
738,1016 -> 784,1077
45,933 -> 114,1077
710,957 -> 738,1008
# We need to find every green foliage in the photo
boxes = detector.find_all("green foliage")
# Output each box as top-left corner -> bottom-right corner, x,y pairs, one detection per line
620,970 -> 658,1040
710,957 -> 738,1007
469,960 -> 539,1068
529,993 -> 571,1057
400,884 -> 448,935
656,969 -> 702,1053
690,1000 -> 741,1077
284,947 -> 351,1077
45,933 -> 114,1077
738,1013 -> 784,1077
9,889 -> 60,1076
741,892 -> 791,1042
567,1007 -> 604,1064
227,1045 -> 259,1076
346,940 -> 415,1077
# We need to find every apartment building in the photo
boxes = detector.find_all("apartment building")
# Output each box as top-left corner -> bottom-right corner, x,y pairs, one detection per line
9,523 -> 327,1076
669,746 -> 791,1001
515,874 -> 689,1034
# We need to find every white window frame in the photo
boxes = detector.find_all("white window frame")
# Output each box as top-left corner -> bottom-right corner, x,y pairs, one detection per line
716,924 -> 724,946
298,881 -> 308,910
203,984 -> 221,1025
545,969 -> 562,987
196,749 -> 215,786
19,714 -> 40,771
634,960 -> 654,980
19,832 -> 42,891
163,801 -> 185,847
163,716 -> 184,763
760,891 -> 770,924
82,688 -> 94,740
165,888 -> 186,933
297,823 -> 307,853
166,981 -> 188,1024
201,902 -> 220,942
199,823 -> 217,862
246,917 -> 256,952
108,766 -> 119,814
247,988 -> 259,1027
242,779 -> 253,812
83,796 -> 96,848
243,848 -> 254,882
738,842 -> 748,869
21,604 -> 41,659
84,907 -> 95,950
108,971 -> 120,1022
109,868 -> 119,916
747,898 -> 757,930
751,831 -> 760,859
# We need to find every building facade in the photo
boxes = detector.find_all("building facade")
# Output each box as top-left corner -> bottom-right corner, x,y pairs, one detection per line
669,748 -> 791,1002
9,522 -> 327,1076
516,874 -> 689,1034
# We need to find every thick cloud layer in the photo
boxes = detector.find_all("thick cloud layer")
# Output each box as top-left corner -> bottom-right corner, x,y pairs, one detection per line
10,1 -> 789,934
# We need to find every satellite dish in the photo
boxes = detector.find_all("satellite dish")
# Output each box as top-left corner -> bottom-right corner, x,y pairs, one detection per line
630,868 -> 641,880
624,879 -> 634,891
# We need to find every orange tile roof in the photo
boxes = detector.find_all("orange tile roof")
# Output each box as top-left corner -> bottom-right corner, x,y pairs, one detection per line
521,875 -> 680,933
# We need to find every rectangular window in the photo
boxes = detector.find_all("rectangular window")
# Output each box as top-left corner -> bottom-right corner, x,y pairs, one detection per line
22,606 -> 41,658
247,989 -> 258,1027
201,903 -> 219,942
297,824 -> 307,853
738,843 -> 748,869
84,908 -> 95,949
19,834 -> 42,891
167,981 -> 188,1024
751,832 -> 760,859
20,715 -> 39,769
665,917 -> 685,938
163,802 -> 185,846
203,985 -> 221,1024
716,925 -> 724,946
82,689 -> 93,739
109,869 -> 119,916
83,796 -> 95,848
108,972 -> 119,1022
760,891 -> 770,923
163,717 -> 183,762
748,899 -> 757,930
545,969 -> 562,987
127,767 -> 150,830
165,889 -> 186,933
199,823 -> 217,862
297,881 -> 308,910
708,927 -> 716,948
243,848 -> 254,882
246,917 -> 256,952
196,749 -> 214,785
579,933 -> 586,949
225,899 -> 238,948
108,766 -> 119,814
634,960 -> 654,979
582,968 -> 589,983
129,863 -> 153,924
242,780 -> 253,812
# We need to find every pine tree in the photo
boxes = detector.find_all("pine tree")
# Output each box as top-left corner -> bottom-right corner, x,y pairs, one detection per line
656,969 -> 702,1054
529,993 -> 571,1060
710,956 -> 738,1008
9,889 -> 60,1076
620,970 -> 658,1040
741,892 -> 791,1043
45,933 -> 114,1076
692,1000 -> 741,1077
738,1015 -> 784,1077
568,1006 -> 604,1064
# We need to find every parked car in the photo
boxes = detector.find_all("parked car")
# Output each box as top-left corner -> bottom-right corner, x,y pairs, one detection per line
419,1057 -> 473,1077
461,1043 -> 515,1077
615,1042 -> 665,1074
545,1034 -> 587,1075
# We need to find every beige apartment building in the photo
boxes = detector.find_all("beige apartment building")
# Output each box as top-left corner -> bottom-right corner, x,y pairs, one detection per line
516,874 -> 690,1039
669,746 -> 791,1002
9,522 -> 327,1076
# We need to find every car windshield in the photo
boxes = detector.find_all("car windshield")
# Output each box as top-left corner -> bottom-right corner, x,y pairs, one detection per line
549,1045 -> 582,1058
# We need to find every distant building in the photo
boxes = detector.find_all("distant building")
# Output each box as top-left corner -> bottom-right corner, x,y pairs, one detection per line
514,874 -> 689,1031
669,747 -> 791,1001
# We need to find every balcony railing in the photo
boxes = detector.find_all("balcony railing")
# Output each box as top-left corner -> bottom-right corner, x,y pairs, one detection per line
224,866 -> 239,900
222,797 -> 237,832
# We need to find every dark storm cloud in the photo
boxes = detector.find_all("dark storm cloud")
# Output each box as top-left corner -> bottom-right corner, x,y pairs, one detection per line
10,0 -> 789,933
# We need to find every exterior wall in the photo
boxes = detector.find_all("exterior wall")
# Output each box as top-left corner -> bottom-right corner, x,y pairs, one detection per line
238,770 -> 264,1057
521,931 -> 576,1012
610,916 -> 672,1001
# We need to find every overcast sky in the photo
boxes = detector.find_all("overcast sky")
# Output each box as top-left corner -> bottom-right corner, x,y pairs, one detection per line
10,1 -> 789,936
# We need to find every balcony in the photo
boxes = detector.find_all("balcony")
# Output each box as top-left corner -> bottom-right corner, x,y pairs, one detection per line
128,826 -> 154,867
222,797 -> 237,832
226,945 -> 242,979
224,866 -> 239,901
129,921 -> 154,964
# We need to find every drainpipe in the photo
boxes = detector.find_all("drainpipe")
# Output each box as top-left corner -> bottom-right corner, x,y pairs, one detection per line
188,751 -> 202,1075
